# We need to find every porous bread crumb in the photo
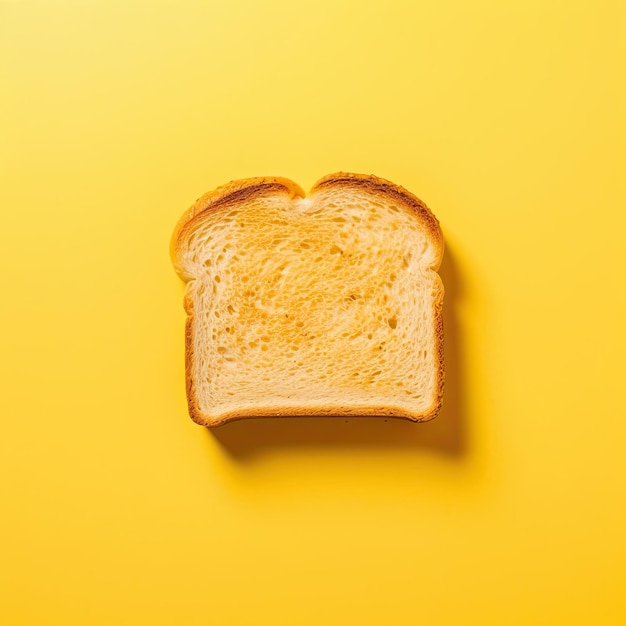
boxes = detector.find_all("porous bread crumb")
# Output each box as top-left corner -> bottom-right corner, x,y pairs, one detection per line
171,173 -> 444,426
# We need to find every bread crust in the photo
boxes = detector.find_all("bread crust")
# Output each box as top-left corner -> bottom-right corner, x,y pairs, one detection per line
190,403 -> 442,427
312,172 -> 444,270
170,177 -> 305,279
172,173 -> 444,427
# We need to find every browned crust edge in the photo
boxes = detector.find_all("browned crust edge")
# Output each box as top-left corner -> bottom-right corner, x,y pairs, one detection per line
312,172 -> 444,270
173,173 -> 445,427
190,403 -> 441,427
170,176 -> 305,278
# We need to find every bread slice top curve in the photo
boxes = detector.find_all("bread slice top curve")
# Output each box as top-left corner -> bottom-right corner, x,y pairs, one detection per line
171,172 -> 444,426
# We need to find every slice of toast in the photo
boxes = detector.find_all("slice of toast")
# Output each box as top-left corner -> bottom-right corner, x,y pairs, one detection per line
171,172 -> 444,426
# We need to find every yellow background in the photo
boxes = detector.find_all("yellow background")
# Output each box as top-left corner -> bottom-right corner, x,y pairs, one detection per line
1,1 -> 625,624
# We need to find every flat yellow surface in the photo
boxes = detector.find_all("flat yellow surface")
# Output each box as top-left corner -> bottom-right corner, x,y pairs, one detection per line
1,1 -> 625,624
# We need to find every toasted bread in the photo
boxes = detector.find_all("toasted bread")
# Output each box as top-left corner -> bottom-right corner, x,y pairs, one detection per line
171,173 -> 444,426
